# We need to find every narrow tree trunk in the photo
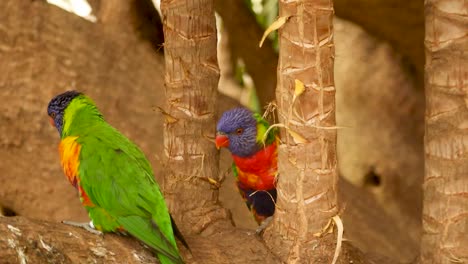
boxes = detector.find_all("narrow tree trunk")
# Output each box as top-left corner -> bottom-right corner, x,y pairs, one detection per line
264,0 -> 338,262
160,0 -> 228,233
420,0 -> 468,262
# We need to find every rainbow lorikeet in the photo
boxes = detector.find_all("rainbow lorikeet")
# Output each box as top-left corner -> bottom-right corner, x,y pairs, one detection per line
47,91 -> 186,264
215,108 -> 278,227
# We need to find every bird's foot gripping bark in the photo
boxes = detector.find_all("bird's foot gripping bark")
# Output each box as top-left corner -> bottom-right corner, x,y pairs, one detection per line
255,216 -> 273,236
62,220 -> 103,235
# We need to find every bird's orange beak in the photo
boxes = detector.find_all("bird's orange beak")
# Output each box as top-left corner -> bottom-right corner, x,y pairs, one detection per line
49,117 -> 55,127
215,134 -> 229,149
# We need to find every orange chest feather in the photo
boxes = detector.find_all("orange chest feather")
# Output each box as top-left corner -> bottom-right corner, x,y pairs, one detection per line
58,137 -> 94,207
59,136 -> 81,188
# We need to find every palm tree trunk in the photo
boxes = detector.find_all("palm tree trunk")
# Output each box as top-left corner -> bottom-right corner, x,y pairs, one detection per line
160,0 -> 227,233
264,0 -> 339,262
420,0 -> 468,262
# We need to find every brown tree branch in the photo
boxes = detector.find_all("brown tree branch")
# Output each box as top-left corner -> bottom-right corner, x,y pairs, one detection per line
0,216 -> 283,263
0,216 -> 159,263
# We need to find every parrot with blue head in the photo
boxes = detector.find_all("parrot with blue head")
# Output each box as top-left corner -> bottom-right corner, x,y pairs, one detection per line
216,107 -> 278,228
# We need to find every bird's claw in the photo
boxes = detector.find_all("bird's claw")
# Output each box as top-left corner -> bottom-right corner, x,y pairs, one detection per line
62,220 -> 103,236
255,216 -> 273,236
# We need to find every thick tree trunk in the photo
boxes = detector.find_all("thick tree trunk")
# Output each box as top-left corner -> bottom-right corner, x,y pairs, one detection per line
264,0 -> 339,262
160,0 -> 230,234
420,0 -> 468,263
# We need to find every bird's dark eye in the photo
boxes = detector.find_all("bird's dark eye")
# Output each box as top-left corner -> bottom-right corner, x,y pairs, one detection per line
236,128 -> 243,135
50,112 -> 56,118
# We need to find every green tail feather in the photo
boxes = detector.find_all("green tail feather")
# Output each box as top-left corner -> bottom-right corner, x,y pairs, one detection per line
118,216 -> 184,264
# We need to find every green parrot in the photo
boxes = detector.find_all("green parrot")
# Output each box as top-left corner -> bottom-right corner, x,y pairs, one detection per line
47,91 -> 185,264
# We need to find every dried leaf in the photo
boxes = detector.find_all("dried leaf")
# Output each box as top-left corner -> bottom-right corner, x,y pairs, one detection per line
207,177 -> 218,186
313,218 -> 333,237
155,106 -> 178,124
331,215 -> 344,264
198,176 -> 221,189
294,79 -> 305,97
165,116 -> 178,124
287,129 -> 308,144
259,16 -> 290,48
262,102 -> 277,120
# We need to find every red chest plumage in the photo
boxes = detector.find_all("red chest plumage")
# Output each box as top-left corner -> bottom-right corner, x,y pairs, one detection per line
232,143 -> 277,190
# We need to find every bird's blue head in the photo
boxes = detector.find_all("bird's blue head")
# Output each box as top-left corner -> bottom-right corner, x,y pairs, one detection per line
216,107 -> 259,157
47,90 -> 82,136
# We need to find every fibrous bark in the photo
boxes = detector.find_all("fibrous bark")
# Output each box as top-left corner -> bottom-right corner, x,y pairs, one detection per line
264,0 -> 338,262
0,216 -> 281,264
0,216 -> 159,264
420,0 -> 468,263
160,0 -> 230,234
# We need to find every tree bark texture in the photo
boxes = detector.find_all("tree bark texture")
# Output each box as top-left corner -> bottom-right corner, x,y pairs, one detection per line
214,0 -> 278,109
160,0 -> 229,234
0,216 -> 285,264
0,216 -> 159,263
264,1 -> 338,263
420,0 -> 468,263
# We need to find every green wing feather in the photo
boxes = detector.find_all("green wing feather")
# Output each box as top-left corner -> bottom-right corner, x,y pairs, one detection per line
253,113 -> 277,146
76,124 -> 183,264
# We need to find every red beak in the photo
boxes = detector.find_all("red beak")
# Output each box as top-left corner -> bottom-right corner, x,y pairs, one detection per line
49,117 -> 55,127
215,135 -> 229,149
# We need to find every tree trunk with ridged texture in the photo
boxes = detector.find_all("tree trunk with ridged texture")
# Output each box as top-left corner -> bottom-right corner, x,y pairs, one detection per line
420,0 -> 468,263
160,0 -> 230,234
264,0 -> 338,263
